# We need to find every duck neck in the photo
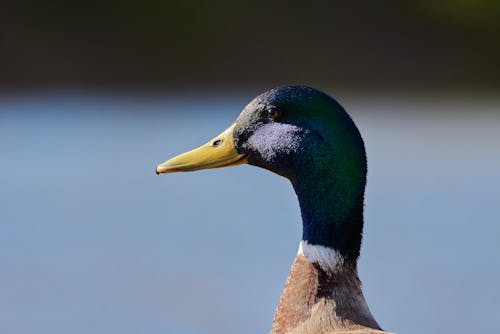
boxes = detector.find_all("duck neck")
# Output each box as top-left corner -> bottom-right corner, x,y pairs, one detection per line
271,163 -> 381,333
291,169 -> 365,262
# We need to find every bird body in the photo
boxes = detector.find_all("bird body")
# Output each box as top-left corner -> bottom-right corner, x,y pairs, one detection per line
156,86 -> 392,334
271,243 -> 383,334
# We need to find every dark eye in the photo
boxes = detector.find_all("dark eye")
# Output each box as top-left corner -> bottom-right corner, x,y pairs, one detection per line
267,107 -> 281,120
212,139 -> 222,146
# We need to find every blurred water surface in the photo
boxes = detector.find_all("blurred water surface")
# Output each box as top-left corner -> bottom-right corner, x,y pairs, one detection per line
0,92 -> 499,334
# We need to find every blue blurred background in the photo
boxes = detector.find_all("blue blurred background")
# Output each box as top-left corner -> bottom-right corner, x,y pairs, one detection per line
1,1 -> 499,334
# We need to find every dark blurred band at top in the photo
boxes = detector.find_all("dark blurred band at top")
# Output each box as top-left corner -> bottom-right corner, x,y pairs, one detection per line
1,0 -> 499,91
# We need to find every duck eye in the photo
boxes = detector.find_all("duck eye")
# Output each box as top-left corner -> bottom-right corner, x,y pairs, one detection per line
212,139 -> 222,146
267,107 -> 281,120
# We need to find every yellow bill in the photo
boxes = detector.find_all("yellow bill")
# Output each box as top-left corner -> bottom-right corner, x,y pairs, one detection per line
156,123 -> 247,174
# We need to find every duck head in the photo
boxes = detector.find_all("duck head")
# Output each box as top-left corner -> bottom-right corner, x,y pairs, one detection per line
157,86 -> 367,261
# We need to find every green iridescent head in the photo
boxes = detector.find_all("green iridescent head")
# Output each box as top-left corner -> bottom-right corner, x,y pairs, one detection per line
157,86 -> 367,260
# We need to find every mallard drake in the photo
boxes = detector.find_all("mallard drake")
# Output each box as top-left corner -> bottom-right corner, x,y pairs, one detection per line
156,86 -> 391,334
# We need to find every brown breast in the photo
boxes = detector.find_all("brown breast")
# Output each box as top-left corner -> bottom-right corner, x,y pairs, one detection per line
270,254 -> 389,334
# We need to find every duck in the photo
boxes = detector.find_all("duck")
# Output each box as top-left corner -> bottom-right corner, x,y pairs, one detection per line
156,86 -> 391,334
